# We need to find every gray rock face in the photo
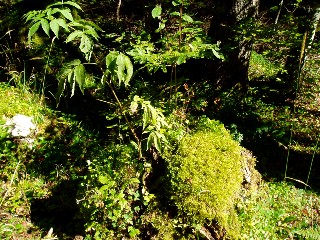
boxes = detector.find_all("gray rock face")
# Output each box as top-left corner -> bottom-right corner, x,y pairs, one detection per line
4,114 -> 37,148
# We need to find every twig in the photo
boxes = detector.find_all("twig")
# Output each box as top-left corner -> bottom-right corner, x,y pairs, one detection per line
116,0 -> 122,21
275,0 -> 284,25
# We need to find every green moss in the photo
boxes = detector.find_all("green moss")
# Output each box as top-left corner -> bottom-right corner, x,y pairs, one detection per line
167,118 -> 244,238
0,83 -> 46,123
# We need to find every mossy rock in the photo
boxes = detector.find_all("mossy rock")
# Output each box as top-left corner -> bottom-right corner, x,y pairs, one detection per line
166,118 -> 245,238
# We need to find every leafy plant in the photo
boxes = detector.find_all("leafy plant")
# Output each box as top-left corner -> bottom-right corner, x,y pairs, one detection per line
77,144 -> 143,239
130,95 -> 169,152
55,59 -> 86,104
127,2 -> 223,74
24,0 -> 101,60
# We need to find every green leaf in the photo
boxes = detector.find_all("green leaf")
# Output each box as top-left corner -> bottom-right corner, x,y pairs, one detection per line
78,19 -> 103,32
159,22 -> 166,30
128,227 -> 140,238
63,1 -> 82,10
58,8 -> 73,21
28,21 -> 41,40
55,78 -> 67,106
85,28 -> 99,41
79,34 -> 92,53
74,64 -> 85,94
172,0 -> 181,6
68,59 -> 81,66
176,54 -> 186,65
71,73 -> 76,97
50,19 -> 60,38
67,70 -> 73,83
116,54 -> 133,86
170,11 -> 180,16
24,11 -> 38,22
98,176 -> 109,184
66,30 -> 83,42
142,107 -> 149,130
152,5 -> 162,19
211,48 -> 221,59
48,1 -> 82,10
147,131 -> 161,151
41,19 -> 50,37
106,51 -> 118,75
56,18 -> 69,31
182,14 -> 193,23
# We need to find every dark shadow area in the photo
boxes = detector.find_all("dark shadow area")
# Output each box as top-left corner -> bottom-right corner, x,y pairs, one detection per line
30,180 -> 85,239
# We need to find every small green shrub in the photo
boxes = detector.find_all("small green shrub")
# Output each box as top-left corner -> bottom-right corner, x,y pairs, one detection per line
166,117 -> 244,238
77,144 -> 144,240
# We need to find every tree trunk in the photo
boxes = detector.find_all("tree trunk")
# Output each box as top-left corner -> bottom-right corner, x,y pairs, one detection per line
208,0 -> 259,90
282,3 -> 320,97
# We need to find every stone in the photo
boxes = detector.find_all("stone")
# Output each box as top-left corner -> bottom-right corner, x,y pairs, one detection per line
4,114 -> 36,138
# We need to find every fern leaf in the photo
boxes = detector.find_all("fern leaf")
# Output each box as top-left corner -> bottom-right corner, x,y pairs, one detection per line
294,225 -> 320,240
28,21 -> 41,41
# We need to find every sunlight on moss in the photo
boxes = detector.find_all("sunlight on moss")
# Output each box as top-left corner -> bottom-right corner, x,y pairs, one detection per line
249,51 -> 283,79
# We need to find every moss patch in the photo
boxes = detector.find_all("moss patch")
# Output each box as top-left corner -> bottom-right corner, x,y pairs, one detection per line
166,118 -> 244,238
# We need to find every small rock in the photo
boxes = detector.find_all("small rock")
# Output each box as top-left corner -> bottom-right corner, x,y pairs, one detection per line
4,114 -> 36,138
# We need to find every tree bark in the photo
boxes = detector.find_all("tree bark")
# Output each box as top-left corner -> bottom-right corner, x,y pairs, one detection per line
282,2 -> 320,97
208,0 -> 259,90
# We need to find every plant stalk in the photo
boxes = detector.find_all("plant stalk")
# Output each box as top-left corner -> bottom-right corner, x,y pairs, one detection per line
107,80 -> 142,159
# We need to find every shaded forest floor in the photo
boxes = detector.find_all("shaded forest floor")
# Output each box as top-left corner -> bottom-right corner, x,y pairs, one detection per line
1,51 -> 320,239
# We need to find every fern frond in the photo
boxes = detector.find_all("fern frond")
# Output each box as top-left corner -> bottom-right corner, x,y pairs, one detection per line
294,225 -> 320,240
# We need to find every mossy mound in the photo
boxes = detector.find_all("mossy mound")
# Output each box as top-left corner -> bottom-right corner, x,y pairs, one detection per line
166,118 -> 245,238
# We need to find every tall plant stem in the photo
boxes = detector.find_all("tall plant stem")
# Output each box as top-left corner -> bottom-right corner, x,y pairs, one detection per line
116,0 -> 122,21
306,135 -> 319,189
42,37 -> 56,99
275,0 -> 284,25
107,80 -> 142,159
284,31 -> 308,179
169,65 -> 174,110
178,2 -> 183,50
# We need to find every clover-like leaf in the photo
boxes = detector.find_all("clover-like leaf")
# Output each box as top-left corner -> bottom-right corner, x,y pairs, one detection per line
152,5 -> 162,19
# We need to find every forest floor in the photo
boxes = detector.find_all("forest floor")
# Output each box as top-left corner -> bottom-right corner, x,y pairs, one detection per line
0,51 -> 320,239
